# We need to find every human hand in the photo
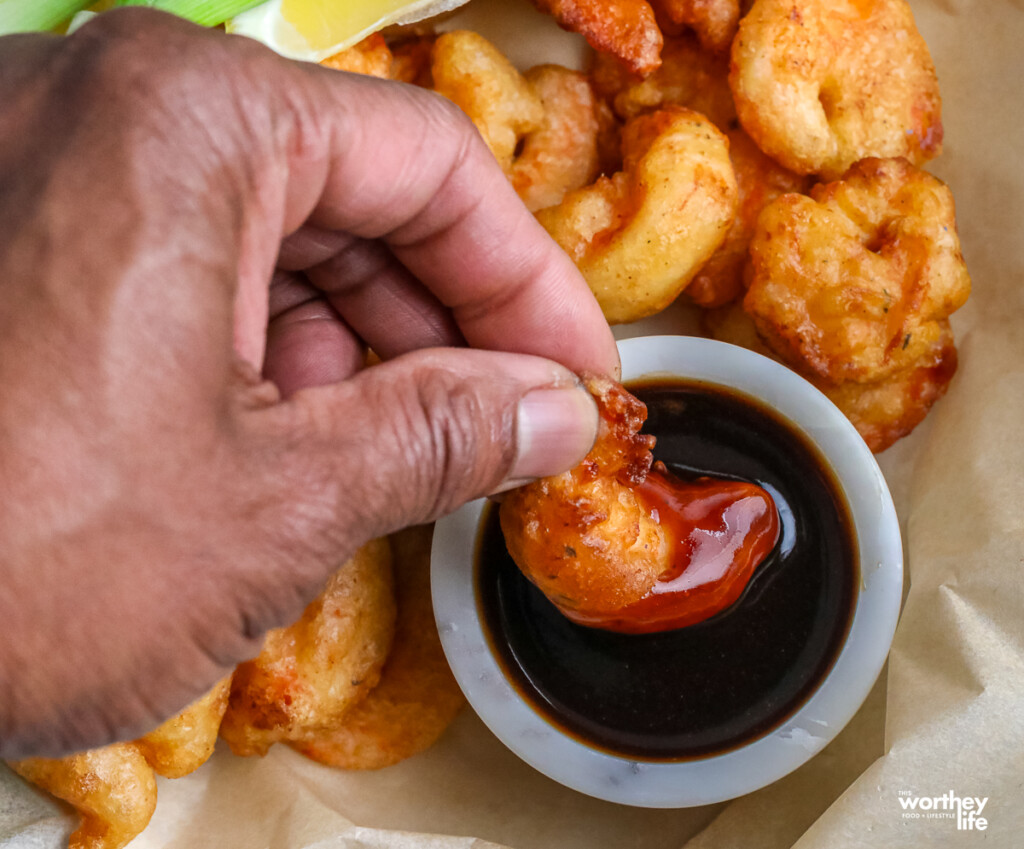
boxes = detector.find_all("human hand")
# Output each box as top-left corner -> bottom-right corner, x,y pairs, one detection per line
0,10 -> 617,759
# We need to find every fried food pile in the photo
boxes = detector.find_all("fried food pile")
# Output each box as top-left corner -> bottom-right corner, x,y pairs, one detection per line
330,0 -> 968,452
8,531 -> 464,849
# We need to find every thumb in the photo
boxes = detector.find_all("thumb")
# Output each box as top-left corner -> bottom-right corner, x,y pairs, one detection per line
253,347 -> 599,545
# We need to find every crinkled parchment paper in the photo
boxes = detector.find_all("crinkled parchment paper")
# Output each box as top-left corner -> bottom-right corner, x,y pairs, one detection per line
2,0 -> 1022,846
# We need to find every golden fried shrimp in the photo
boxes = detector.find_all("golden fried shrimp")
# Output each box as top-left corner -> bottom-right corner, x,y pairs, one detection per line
431,31 -> 544,172
536,107 -> 737,324
510,66 -> 602,212
730,0 -> 942,179
501,376 -> 666,617
591,33 -> 735,127
219,538 -> 396,757
320,33 -> 393,78
688,129 -> 811,307
389,36 -> 436,86
653,0 -> 739,53
9,746 -> 156,849
704,303 -> 959,452
744,157 -> 969,384
531,0 -> 663,76
8,680 -> 236,849
295,526 -> 465,770
134,676 -> 230,779
501,376 -> 779,632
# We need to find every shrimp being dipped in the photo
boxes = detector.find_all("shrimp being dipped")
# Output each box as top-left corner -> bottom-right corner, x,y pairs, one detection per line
500,376 -> 780,634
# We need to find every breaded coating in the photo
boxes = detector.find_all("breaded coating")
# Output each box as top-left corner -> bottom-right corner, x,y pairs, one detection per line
537,107 -> 737,324
531,0 -> 664,76
511,66 -> 602,212
704,302 -> 959,452
295,526 -> 465,770
431,31 -> 544,173
744,157 -> 969,384
730,0 -> 942,178
320,33 -> 393,78
9,746 -> 156,849
500,376 -> 668,616
134,676 -> 230,779
654,0 -> 739,54
219,539 -> 396,757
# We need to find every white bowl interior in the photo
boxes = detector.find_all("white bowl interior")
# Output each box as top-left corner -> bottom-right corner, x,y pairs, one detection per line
432,336 -> 902,807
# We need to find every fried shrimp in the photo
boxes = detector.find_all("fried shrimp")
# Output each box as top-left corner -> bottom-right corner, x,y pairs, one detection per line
591,33 -> 736,126
689,129 -> 811,307
501,376 -> 779,632
510,66 -> 602,212
744,157 -> 970,384
296,526 -> 465,770
531,0 -> 663,75
219,539 -> 396,757
730,0 -> 942,178
431,31 -> 544,173
654,0 -> 739,54
8,681 -> 231,849
320,33 -> 393,78
704,303 -> 959,452
536,107 -> 737,324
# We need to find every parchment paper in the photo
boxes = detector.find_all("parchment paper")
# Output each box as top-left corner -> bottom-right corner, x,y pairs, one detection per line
2,0 -> 1022,846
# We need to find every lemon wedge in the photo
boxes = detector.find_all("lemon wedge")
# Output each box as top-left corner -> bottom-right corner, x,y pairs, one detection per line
227,0 -> 465,62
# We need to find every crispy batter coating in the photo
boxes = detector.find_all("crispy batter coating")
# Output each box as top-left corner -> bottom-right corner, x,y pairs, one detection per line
653,0 -> 739,53
9,746 -> 156,849
744,157 -> 969,384
689,129 -> 811,307
320,34 -> 394,78
536,107 -> 737,323
7,681 -> 230,849
730,0 -> 942,179
134,677 -> 230,779
511,66 -> 602,212
704,303 -> 959,452
295,526 -> 465,770
591,33 -> 736,126
389,36 -> 436,86
501,375 -> 669,616
431,31 -> 544,173
219,539 -> 396,757
531,0 -> 663,76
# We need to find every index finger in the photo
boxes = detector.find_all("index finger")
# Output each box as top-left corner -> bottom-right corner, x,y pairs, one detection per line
272,61 -> 620,378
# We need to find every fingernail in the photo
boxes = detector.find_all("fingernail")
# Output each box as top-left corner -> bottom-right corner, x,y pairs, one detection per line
504,386 -> 598,487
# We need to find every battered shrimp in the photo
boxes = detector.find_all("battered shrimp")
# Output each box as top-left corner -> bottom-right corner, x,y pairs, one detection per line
591,33 -> 736,126
320,34 -> 393,78
536,107 -> 737,323
501,376 -> 779,631
654,0 -> 739,53
510,66 -> 602,212
219,539 -> 396,757
704,303 -> 959,452
730,0 -> 942,179
389,36 -> 436,86
431,31 -> 544,173
295,526 -> 465,770
531,0 -> 663,75
8,681 -> 231,849
689,129 -> 811,307
744,157 -> 970,384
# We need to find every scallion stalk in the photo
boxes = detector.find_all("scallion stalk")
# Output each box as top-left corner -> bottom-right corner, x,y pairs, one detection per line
0,0 -> 95,33
113,0 -> 269,27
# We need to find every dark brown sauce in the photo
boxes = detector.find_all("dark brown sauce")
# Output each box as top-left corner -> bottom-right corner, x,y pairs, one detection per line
476,378 -> 858,761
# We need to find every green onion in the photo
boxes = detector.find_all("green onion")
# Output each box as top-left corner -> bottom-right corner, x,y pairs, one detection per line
0,0 -> 94,33
113,0 -> 269,27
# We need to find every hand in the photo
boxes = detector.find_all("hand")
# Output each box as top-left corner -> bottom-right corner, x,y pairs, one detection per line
0,10 -> 618,759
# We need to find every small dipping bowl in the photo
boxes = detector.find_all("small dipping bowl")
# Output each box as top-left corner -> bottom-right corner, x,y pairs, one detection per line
431,335 -> 903,807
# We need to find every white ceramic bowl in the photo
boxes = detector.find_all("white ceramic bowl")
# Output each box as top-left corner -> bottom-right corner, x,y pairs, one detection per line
431,336 -> 902,807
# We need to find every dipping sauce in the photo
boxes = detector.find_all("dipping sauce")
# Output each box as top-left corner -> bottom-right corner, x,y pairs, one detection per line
476,379 -> 858,760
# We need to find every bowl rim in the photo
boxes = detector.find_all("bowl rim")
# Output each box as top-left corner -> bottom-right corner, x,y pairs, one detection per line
431,335 -> 903,808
